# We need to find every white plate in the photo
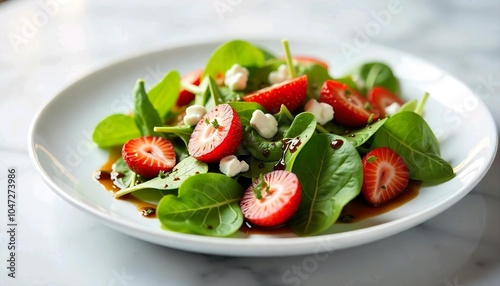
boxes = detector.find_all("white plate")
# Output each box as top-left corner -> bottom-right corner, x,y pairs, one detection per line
29,38 -> 498,256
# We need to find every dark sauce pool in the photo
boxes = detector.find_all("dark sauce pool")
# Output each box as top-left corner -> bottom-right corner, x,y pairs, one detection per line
94,149 -> 422,231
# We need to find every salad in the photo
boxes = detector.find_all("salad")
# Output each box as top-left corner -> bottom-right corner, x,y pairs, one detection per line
92,39 -> 454,237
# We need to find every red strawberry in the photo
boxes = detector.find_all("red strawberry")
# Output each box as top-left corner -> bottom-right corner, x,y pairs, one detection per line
361,147 -> 410,206
122,136 -> 176,178
240,170 -> 301,227
243,75 -> 308,113
319,80 -> 380,127
176,69 -> 203,107
188,103 -> 243,163
367,86 -> 404,118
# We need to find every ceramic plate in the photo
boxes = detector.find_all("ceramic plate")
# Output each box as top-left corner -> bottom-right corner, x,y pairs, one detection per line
29,38 -> 497,256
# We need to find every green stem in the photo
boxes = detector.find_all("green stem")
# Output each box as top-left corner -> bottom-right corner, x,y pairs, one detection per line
315,124 -> 330,134
415,92 -> 429,116
282,39 -> 297,78
181,81 -> 201,94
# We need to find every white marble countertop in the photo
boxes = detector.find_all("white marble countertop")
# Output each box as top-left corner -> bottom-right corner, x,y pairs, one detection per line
1,0 -> 499,285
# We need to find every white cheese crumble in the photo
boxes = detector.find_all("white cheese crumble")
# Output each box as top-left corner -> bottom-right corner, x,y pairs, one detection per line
183,105 -> 207,126
304,99 -> 334,125
219,155 -> 249,177
268,64 -> 291,85
384,102 -> 401,116
250,110 -> 278,139
224,64 -> 249,91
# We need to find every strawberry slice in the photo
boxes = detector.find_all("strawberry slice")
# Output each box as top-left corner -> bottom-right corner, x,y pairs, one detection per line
361,147 -> 410,206
240,170 -> 301,227
188,103 -> 243,163
319,79 -> 379,127
122,136 -> 177,178
176,69 -> 203,107
367,86 -> 404,118
243,75 -> 308,113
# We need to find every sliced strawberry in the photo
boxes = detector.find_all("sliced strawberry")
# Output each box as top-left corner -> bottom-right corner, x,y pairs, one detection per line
176,69 -> 203,107
122,136 -> 176,178
293,55 -> 329,70
188,103 -> 243,163
243,75 -> 308,113
319,80 -> 379,127
367,86 -> 404,118
361,147 -> 410,206
240,170 -> 301,227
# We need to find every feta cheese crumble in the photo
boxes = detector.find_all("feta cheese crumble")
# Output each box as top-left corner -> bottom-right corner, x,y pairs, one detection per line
268,64 -> 291,85
183,105 -> 207,126
304,99 -> 334,125
384,102 -> 401,116
219,155 -> 249,177
224,64 -> 249,91
249,110 -> 278,139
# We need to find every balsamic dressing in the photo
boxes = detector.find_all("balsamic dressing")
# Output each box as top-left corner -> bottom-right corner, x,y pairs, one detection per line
94,146 -> 422,229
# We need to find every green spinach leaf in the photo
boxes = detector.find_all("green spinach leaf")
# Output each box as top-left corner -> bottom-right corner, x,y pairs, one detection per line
289,134 -> 362,236
148,70 -> 181,119
112,157 -> 136,189
114,156 -> 208,198
343,118 -> 387,148
372,111 -> 454,181
296,63 -> 332,99
203,40 -> 265,78
351,62 -> 400,95
92,114 -> 141,147
157,173 -> 244,237
228,101 -> 266,126
153,125 -> 194,147
281,112 -> 317,171
134,80 -> 165,137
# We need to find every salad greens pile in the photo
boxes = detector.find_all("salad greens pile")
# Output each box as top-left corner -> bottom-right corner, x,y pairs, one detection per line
92,39 -> 454,237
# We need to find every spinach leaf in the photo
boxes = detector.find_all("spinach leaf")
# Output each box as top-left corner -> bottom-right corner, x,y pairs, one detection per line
351,62 -> 400,95
273,104 -> 294,126
203,40 -> 265,78
92,114 -> 141,147
398,99 -> 418,113
343,118 -> 387,148
112,157 -> 136,189
134,80 -> 165,137
157,173 -> 244,237
114,156 -> 208,198
148,70 -> 181,119
296,63 -> 332,99
228,101 -> 266,126
335,75 -> 359,91
245,60 -> 284,92
153,125 -> 193,147
281,112 -> 317,171
243,129 -> 283,161
289,134 -> 362,236
257,46 -> 277,61
372,111 -> 454,181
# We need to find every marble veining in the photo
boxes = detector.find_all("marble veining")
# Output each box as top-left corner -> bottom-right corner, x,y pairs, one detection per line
0,0 -> 499,285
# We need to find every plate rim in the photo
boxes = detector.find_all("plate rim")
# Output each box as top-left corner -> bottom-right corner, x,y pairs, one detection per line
28,36 -> 499,256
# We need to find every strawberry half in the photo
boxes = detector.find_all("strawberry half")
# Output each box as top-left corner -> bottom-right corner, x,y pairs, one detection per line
188,103 -> 243,163
293,55 -> 329,70
243,75 -> 308,113
176,69 -> 203,107
367,86 -> 404,118
319,79 -> 380,127
361,147 -> 410,206
122,136 -> 176,178
240,170 -> 302,227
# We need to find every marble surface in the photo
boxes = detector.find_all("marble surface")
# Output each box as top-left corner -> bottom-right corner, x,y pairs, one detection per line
0,0 -> 499,285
